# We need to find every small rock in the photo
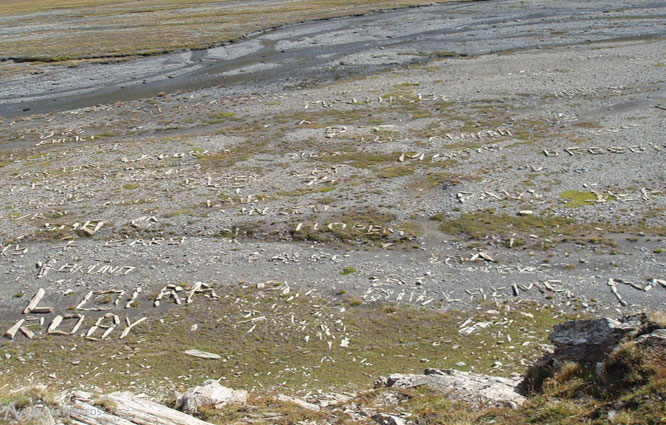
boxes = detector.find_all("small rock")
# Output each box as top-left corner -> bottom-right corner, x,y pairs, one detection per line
184,350 -> 221,360
372,412 -> 406,425
276,394 -> 320,411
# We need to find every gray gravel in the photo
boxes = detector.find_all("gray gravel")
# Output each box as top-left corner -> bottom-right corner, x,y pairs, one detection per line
0,0 -> 665,328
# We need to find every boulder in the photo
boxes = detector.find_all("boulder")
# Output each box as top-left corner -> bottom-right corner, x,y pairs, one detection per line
175,380 -> 248,413
377,368 -> 525,408
521,314 -> 664,393
548,315 -> 647,364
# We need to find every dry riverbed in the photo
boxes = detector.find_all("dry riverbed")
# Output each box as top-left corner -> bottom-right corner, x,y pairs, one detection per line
0,0 -> 665,415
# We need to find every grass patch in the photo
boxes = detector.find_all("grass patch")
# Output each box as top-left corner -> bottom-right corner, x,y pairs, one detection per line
0,386 -> 55,410
430,211 -> 626,250
0,0 -> 460,62
407,170 -> 460,190
432,211 -> 574,241
200,394 -> 330,424
378,165 -> 415,179
560,190 -> 602,207
198,149 -> 250,170
397,221 -> 423,237
0,289 -> 569,395
572,121 -> 602,129
340,266 -> 357,275
291,207 -> 397,245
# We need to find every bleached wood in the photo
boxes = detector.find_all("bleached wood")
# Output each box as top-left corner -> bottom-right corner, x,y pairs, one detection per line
23,288 -> 45,314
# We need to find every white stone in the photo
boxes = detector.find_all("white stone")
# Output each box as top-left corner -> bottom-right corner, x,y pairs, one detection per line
176,380 -> 248,413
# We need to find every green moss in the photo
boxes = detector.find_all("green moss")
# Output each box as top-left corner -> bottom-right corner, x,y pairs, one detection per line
559,190 -> 598,207
340,267 -> 357,275
210,111 -> 236,120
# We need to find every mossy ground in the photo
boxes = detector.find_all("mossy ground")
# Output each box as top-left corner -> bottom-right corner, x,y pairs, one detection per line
4,304 -> 662,425
430,211 -> 664,250
0,285 -> 575,397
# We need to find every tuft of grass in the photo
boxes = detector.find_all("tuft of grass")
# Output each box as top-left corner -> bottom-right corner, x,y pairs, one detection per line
200,394 -> 329,424
347,297 -> 363,306
397,221 -> 423,237
0,386 -> 55,410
